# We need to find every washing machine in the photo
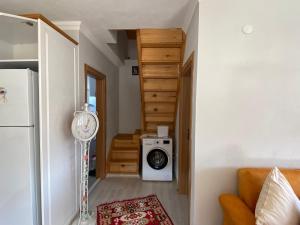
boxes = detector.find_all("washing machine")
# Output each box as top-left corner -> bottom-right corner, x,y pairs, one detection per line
142,137 -> 173,181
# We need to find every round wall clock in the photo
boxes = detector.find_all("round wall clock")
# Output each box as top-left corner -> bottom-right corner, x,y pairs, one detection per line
71,105 -> 99,142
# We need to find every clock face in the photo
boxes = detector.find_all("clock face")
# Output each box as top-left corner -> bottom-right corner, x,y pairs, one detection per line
71,112 -> 99,141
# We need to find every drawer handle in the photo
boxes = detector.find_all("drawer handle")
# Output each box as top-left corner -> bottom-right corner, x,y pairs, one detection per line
121,164 -> 125,167
152,94 -> 157,97
154,108 -> 158,112
166,54 -> 171,58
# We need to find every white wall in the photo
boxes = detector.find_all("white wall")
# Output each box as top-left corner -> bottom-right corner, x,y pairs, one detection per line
192,0 -> 300,224
178,2 -> 199,222
79,32 -> 119,154
13,43 -> 38,59
128,40 -> 137,60
0,40 -> 12,59
0,41 -> 38,59
108,31 -> 128,62
118,59 -> 141,133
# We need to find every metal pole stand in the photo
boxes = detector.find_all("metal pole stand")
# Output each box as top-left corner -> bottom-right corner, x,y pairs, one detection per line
77,141 -> 96,225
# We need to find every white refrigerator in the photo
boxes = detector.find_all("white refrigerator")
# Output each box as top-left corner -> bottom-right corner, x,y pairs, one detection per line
0,69 -> 41,225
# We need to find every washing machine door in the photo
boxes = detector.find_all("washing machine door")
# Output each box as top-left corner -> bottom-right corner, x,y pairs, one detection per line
147,148 -> 168,170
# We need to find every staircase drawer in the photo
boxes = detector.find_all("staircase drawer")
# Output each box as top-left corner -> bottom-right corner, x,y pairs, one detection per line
111,151 -> 139,161
145,103 -> 176,113
142,65 -> 179,78
145,114 -> 174,123
144,92 -> 177,103
141,48 -> 181,63
146,122 -> 174,132
113,141 -> 138,148
143,78 -> 178,91
140,29 -> 183,45
109,162 -> 138,173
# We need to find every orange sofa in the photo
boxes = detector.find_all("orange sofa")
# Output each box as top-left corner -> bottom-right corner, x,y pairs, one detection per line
219,168 -> 300,225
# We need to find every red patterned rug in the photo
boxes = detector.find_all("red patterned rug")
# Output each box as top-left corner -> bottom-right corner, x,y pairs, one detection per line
97,194 -> 174,225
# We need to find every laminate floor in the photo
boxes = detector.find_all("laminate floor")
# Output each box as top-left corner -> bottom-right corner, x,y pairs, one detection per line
86,177 -> 189,225
88,176 -> 97,188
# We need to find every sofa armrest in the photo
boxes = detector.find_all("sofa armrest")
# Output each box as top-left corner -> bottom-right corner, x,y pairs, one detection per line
219,194 -> 256,225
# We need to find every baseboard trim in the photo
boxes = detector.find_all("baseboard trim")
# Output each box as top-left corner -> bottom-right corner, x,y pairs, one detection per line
89,178 -> 100,194
68,210 -> 79,225
106,173 -> 140,178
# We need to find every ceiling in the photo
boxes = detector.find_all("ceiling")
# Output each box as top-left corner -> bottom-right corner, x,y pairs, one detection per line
0,0 -> 196,65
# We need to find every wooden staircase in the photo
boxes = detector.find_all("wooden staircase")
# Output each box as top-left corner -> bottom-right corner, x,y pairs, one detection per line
107,29 -> 185,175
136,29 -> 186,133
107,132 -> 140,174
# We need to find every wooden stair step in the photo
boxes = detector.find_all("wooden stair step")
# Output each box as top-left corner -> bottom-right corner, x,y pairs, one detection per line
110,159 -> 138,162
141,61 -> 181,65
133,130 -> 141,140
110,149 -> 139,160
141,43 -> 183,48
145,113 -> 174,122
144,92 -> 177,103
141,47 -> 181,63
111,148 -> 139,152
142,75 -> 178,79
143,78 -> 178,92
139,29 -> 184,45
135,129 -> 141,134
113,138 -> 135,142
142,64 -> 179,77
114,134 -> 133,140
113,139 -> 136,144
111,146 -> 139,151
113,141 -> 139,148
132,131 -> 141,142
145,102 -> 176,113
108,160 -> 139,174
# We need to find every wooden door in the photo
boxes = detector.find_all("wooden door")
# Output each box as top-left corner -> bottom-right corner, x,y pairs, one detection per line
178,53 -> 194,196
85,64 -> 106,179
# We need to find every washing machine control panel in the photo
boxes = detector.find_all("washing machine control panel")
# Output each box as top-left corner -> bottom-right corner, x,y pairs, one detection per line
163,140 -> 170,144
143,138 -> 172,146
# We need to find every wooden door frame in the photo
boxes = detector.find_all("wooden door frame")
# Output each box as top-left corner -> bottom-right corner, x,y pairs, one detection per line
84,64 -> 107,179
178,52 -> 194,195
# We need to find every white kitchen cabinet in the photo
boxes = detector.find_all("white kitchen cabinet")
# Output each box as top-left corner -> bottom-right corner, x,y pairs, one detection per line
0,13 -> 38,59
0,12 -> 79,225
38,19 -> 79,225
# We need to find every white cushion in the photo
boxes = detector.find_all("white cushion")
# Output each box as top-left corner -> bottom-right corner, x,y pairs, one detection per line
255,167 -> 300,225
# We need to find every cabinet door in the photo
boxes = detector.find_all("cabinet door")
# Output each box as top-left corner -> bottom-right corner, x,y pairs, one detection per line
38,20 -> 78,225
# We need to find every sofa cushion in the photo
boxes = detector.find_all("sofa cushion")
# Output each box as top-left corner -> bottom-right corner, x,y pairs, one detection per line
255,167 -> 300,225
238,168 -> 300,212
